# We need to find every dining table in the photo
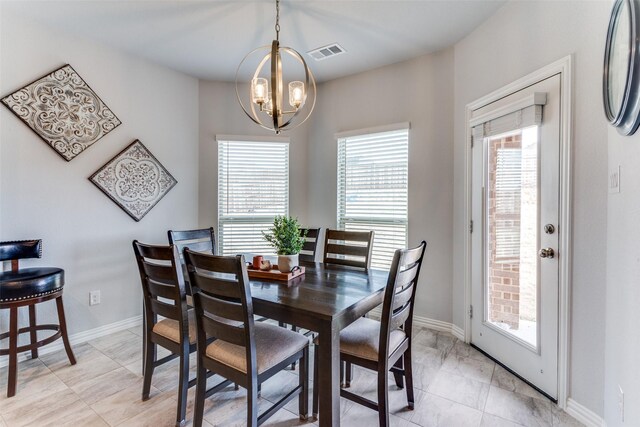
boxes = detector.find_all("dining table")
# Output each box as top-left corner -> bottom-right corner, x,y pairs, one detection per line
248,260 -> 389,427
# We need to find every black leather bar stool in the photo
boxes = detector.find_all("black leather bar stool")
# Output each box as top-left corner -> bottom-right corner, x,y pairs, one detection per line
0,240 -> 76,397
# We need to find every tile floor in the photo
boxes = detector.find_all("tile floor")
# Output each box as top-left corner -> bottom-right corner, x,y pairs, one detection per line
0,325 -> 583,427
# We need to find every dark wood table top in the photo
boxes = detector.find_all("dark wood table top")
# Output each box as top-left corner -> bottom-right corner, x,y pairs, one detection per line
248,261 -> 388,326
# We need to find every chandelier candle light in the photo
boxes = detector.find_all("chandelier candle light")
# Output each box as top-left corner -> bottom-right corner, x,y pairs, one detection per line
236,0 -> 316,134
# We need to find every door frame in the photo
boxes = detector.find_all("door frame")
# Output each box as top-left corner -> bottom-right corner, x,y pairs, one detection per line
462,55 -> 573,409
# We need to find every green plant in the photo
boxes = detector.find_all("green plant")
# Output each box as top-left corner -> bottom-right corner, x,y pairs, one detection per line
262,215 -> 307,255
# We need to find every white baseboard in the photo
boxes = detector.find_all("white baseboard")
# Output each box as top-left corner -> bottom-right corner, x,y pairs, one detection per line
0,315 -> 142,368
565,398 -> 605,427
368,308 -> 464,339
412,315 -> 454,333
451,324 -> 465,341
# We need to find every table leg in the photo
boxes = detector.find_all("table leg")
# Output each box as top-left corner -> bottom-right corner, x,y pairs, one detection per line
318,321 -> 340,426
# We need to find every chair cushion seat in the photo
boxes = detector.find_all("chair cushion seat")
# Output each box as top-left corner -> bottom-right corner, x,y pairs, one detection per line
153,309 -> 197,344
338,317 -> 407,361
205,322 -> 308,374
0,267 -> 64,302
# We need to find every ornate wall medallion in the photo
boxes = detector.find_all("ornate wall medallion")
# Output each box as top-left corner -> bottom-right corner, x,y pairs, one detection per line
2,64 -> 121,160
89,140 -> 177,221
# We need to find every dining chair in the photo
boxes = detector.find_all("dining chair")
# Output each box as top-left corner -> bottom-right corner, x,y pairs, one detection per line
312,241 -> 427,427
184,249 -> 310,427
283,226 -> 320,331
299,227 -> 321,263
322,228 -> 376,381
168,227 -> 216,259
323,229 -> 375,271
132,241 -> 198,427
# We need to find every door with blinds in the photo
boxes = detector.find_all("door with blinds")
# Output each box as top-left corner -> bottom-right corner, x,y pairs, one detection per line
470,75 -> 560,398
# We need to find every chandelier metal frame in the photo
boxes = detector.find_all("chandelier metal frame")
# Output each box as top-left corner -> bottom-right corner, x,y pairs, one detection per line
235,0 -> 316,134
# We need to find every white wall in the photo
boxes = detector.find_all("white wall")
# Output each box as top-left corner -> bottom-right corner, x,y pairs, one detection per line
306,50 -> 455,322
0,10 -> 199,335
604,129 -> 640,425
452,1 -> 610,416
198,80 -> 310,230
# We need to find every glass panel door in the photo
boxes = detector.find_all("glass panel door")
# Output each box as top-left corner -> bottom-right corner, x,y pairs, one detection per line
485,126 -> 539,350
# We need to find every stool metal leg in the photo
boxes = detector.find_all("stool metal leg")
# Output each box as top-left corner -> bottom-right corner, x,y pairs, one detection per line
55,296 -> 76,365
7,306 -> 18,397
28,305 -> 38,359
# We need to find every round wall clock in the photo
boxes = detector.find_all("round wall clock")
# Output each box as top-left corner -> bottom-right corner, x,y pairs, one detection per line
603,0 -> 640,135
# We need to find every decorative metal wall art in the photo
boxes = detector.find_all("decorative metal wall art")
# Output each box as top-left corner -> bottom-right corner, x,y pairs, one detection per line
89,140 -> 177,222
1,64 -> 121,161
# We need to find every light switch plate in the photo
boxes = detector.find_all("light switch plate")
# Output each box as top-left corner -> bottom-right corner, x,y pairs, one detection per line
609,166 -> 620,194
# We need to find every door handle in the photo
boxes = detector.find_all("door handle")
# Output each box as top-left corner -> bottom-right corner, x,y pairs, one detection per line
538,248 -> 555,259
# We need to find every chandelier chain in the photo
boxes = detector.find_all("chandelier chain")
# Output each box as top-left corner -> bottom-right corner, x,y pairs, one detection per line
275,0 -> 280,41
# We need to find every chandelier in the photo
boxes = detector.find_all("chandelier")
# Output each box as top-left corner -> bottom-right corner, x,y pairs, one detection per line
235,0 -> 316,134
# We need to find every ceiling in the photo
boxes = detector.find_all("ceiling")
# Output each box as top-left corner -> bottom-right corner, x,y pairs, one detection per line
2,0 -> 506,82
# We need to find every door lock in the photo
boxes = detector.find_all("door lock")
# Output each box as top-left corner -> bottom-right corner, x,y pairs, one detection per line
538,248 -> 555,259
544,224 -> 556,234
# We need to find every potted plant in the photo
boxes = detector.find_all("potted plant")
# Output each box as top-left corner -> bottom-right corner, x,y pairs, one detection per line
262,215 -> 307,273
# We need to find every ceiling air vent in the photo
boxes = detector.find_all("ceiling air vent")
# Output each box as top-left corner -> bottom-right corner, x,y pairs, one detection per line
307,43 -> 346,61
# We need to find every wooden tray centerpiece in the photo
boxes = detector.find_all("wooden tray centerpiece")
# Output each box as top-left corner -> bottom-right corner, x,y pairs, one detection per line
247,265 -> 305,282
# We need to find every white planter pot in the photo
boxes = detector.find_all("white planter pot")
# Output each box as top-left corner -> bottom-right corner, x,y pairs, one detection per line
278,254 -> 299,273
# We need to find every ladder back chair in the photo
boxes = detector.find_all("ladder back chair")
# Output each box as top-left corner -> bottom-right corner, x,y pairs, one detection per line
168,227 -> 216,306
132,241 -> 199,427
283,227 -> 321,344
312,241 -> 427,427
298,227 -> 321,263
168,227 -> 216,257
0,240 -> 76,398
184,249 -> 310,427
323,229 -> 375,271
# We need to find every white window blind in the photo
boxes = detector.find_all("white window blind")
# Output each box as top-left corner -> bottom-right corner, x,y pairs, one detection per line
218,139 -> 289,255
494,146 -> 522,261
337,127 -> 409,270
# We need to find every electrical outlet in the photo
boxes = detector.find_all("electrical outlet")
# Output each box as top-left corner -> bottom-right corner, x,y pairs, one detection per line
609,166 -> 621,194
89,290 -> 101,306
618,385 -> 624,422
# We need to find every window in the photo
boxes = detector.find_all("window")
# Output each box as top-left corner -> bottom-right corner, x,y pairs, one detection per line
337,126 -> 409,269
218,138 -> 289,255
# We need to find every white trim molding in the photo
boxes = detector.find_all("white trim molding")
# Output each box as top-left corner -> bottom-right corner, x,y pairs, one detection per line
463,55 -> 573,408
0,315 -> 142,368
565,398 -> 606,427
451,324 -> 465,341
369,309 -> 463,339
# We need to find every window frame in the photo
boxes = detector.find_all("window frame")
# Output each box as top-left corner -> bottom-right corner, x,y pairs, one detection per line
335,123 -> 410,270
216,135 -> 290,256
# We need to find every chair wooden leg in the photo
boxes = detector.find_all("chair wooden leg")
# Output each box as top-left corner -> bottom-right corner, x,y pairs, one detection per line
142,332 -> 156,400
193,352 -> 207,427
299,346 -> 309,420
55,297 -> 76,365
345,361 -> 352,387
404,348 -> 415,409
377,365 -> 390,427
290,325 -> 299,370
28,304 -> 38,359
7,307 -> 18,398
340,360 -> 344,387
392,357 -> 404,389
175,343 -> 189,427
247,378 -> 259,427
312,344 -> 319,419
